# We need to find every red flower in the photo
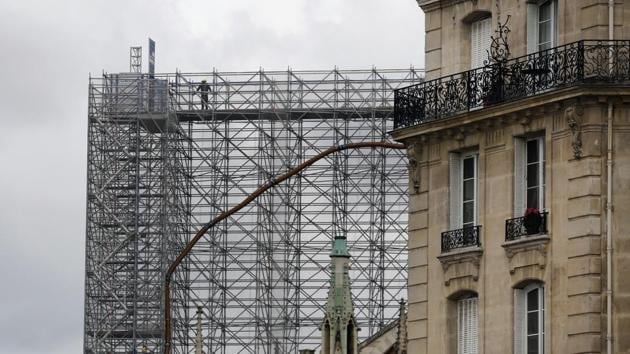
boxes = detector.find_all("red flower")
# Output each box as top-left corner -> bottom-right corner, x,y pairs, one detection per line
524,208 -> 540,217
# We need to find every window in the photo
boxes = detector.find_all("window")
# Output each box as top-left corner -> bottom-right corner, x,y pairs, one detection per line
470,17 -> 492,69
450,152 -> 478,229
525,137 -> 545,209
514,283 -> 545,354
514,136 -> 545,215
457,296 -> 479,354
527,1 -> 557,54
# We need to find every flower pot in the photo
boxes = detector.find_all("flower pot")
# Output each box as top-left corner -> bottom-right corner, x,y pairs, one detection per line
523,213 -> 542,235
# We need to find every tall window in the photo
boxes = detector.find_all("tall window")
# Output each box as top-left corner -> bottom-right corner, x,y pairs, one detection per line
514,136 -> 545,214
526,137 -> 545,209
537,1 -> 555,51
457,296 -> 479,354
515,283 -> 545,354
470,17 -> 492,69
527,1 -> 557,53
462,154 -> 477,228
450,152 -> 478,228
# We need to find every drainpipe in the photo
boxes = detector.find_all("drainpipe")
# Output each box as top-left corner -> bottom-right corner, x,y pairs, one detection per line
606,1 -> 614,353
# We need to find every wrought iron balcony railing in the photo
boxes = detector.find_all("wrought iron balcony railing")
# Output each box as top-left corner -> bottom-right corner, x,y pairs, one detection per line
394,40 -> 630,130
441,225 -> 482,253
505,211 -> 549,242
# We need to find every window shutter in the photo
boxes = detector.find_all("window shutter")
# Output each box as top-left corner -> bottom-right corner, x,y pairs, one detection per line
526,3 -> 538,54
457,300 -> 466,354
457,297 -> 479,354
514,138 -> 526,217
514,289 -> 526,354
471,17 -> 492,69
449,153 -> 462,229
470,297 -> 479,354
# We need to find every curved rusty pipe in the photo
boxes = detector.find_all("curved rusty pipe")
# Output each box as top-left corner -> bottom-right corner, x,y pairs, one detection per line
163,141 -> 406,353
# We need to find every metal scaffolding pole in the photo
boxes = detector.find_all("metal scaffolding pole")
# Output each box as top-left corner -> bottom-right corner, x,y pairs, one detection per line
85,68 -> 423,354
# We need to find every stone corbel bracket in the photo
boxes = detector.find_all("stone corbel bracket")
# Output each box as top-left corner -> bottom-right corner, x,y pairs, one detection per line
437,247 -> 483,286
565,104 -> 584,159
405,138 -> 424,194
502,235 -> 550,275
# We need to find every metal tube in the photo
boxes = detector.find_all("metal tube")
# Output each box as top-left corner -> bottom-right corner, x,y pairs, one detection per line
162,141 -> 406,353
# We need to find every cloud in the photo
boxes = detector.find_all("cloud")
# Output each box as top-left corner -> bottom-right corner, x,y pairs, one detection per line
0,0 -> 424,352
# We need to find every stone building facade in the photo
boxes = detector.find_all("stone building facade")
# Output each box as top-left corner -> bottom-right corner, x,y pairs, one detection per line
391,0 -> 630,353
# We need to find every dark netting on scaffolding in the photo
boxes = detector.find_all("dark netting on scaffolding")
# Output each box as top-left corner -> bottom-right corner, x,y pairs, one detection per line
85,68 -> 423,354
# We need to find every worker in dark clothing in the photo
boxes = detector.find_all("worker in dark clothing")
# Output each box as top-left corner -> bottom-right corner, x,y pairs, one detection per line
196,79 -> 211,110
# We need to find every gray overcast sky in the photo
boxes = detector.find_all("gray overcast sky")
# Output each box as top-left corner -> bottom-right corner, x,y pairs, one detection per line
0,1 -> 424,352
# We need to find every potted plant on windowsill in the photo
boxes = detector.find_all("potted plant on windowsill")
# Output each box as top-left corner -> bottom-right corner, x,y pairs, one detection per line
523,208 -> 542,235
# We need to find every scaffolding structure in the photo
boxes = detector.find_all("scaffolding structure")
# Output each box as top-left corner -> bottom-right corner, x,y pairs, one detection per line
85,68 -> 423,353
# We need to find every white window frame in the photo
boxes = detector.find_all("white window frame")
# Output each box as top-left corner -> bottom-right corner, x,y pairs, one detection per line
457,296 -> 479,354
470,17 -> 493,69
514,136 -> 545,216
450,151 -> 478,229
514,283 -> 545,354
461,153 -> 478,228
527,0 -> 557,54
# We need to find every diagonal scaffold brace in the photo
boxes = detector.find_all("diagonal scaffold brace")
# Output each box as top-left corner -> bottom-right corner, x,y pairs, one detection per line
163,140 -> 406,354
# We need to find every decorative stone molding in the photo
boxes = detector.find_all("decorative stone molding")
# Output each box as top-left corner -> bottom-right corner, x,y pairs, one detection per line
502,235 -> 550,274
405,139 -> 423,194
437,247 -> 483,286
565,104 -> 584,159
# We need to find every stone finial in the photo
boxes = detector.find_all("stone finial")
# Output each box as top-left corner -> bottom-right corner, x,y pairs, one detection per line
321,234 -> 357,354
396,298 -> 408,354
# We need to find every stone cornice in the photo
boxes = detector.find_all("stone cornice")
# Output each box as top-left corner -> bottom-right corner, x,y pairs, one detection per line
417,0 -> 472,12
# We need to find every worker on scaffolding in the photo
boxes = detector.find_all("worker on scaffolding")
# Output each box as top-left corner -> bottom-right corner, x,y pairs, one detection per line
196,79 -> 211,110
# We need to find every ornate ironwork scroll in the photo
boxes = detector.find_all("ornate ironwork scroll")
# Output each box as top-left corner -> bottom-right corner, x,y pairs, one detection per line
441,225 -> 482,253
505,211 -> 549,241
394,40 -> 630,130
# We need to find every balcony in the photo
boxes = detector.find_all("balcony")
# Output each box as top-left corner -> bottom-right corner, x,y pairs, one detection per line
441,225 -> 482,253
394,40 -> 630,130
505,211 -> 549,242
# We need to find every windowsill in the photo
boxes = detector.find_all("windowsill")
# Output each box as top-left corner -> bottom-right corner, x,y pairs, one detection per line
502,234 -> 550,249
438,246 -> 483,261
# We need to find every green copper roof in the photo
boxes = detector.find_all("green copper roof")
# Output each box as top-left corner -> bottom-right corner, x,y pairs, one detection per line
330,235 -> 350,257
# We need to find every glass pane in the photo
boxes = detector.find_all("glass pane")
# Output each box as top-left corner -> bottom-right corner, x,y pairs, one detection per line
527,140 -> 539,163
527,188 -> 539,209
464,179 -> 475,201
527,335 -> 539,354
463,201 -> 474,224
528,289 -> 539,311
463,157 -> 475,179
539,41 -> 551,52
539,1 -> 552,21
527,164 -> 539,187
527,312 -> 539,334
539,22 -> 550,47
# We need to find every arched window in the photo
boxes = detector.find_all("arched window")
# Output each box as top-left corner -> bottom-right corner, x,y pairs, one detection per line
514,282 -> 545,354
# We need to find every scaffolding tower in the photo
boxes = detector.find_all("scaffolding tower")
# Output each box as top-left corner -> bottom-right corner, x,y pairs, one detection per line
85,68 -> 423,353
